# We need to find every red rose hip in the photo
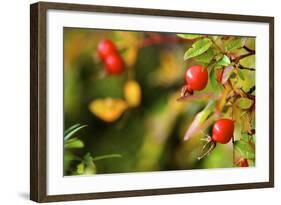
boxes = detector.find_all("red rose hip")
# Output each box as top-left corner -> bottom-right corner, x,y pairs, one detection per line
198,118 -> 235,160
185,65 -> 208,91
212,119 -> 234,144
97,39 -> 117,60
104,53 -> 124,75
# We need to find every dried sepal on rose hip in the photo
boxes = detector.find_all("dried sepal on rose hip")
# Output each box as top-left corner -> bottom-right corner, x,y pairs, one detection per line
97,39 -> 125,75
179,65 -> 208,99
198,119 -> 235,160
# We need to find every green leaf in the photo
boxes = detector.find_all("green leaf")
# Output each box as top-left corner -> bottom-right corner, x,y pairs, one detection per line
84,164 -> 97,175
214,53 -> 224,61
194,49 -> 215,64
210,66 -> 219,90
64,124 -> 81,136
217,55 -> 231,66
82,153 -> 97,175
93,154 -> 122,161
234,140 -> 255,159
177,34 -> 202,39
77,162 -> 85,174
64,124 -> 87,141
231,48 -> 249,57
245,38 -> 255,50
239,55 -> 255,68
212,36 -> 225,52
235,69 -> 255,92
64,138 -> 84,149
236,97 -> 253,109
241,133 -> 253,143
64,152 -> 81,162
224,38 -> 243,52
83,153 -> 94,166
184,38 -> 212,60
184,101 -> 215,141
237,69 -> 245,80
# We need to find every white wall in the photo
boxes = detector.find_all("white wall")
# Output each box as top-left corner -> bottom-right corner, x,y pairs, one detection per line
0,0 -> 279,204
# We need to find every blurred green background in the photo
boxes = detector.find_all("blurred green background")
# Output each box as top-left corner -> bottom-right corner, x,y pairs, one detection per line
63,28 -> 252,176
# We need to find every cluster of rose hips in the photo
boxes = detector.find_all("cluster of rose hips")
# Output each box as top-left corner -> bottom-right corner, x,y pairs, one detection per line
182,65 -> 245,165
97,39 -> 124,75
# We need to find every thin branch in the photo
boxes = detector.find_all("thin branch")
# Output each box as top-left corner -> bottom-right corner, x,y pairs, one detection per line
243,45 -> 255,53
238,64 -> 255,71
234,52 -> 255,63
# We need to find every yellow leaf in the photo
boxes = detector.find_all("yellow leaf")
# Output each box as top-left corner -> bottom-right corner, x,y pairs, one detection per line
124,80 -> 142,107
89,98 -> 127,122
153,50 -> 183,86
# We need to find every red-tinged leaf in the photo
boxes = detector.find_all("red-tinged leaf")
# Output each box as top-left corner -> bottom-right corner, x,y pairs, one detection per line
184,101 -> 215,141
221,66 -> 234,84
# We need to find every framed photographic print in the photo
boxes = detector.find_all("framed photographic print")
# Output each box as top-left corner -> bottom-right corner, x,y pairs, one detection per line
30,1 -> 274,202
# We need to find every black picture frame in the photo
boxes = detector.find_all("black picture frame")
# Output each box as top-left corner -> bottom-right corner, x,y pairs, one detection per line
30,1 -> 274,202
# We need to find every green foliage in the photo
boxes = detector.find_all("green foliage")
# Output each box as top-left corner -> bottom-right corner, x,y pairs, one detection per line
237,69 -> 245,80
64,124 -> 87,141
64,124 -> 122,175
236,98 -> 253,109
209,66 -> 223,90
184,38 -> 212,60
217,55 -> 231,66
239,54 -> 255,68
179,33 -> 256,166
195,49 -> 216,65
177,34 -> 202,39
224,38 -> 245,52
184,101 -> 215,141
245,38 -> 255,50
234,140 -> 255,159
64,138 -> 84,149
